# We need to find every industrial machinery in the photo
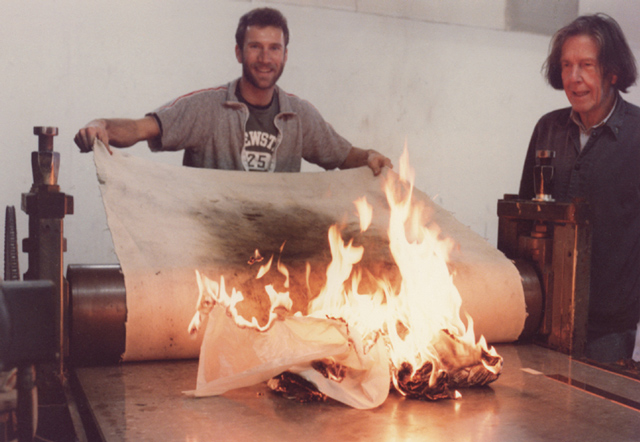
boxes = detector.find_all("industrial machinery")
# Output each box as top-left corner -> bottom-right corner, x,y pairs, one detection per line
1,127 -> 76,442
497,150 -> 591,358
0,280 -> 57,442
3,129 -> 639,442
497,197 -> 591,357
21,126 -> 74,375
42,145 -> 587,369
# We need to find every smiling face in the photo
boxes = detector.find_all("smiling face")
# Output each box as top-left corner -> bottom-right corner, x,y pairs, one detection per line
561,34 -> 618,129
235,25 -> 287,102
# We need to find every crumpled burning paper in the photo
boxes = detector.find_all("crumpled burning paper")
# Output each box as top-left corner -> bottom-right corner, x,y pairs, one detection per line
188,307 -> 390,409
92,141 -> 525,408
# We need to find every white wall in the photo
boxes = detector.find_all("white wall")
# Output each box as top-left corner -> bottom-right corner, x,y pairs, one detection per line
1,0 -> 640,272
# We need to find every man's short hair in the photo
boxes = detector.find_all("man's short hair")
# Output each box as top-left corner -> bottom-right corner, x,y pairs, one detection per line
235,7 -> 290,49
543,13 -> 637,93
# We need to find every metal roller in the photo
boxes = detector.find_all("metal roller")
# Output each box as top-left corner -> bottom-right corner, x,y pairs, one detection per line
67,264 -> 126,366
513,259 -> 544,341
66,260 -> 544,366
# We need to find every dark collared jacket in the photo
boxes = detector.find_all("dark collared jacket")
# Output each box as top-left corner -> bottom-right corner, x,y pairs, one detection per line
519,96 -> 640,334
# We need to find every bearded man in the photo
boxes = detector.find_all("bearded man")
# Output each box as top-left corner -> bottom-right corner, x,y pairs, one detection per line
75,7 -> 391,175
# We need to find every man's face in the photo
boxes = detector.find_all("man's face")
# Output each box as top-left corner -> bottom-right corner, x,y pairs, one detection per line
561,34 -> 617,128
236,25 -> 287,91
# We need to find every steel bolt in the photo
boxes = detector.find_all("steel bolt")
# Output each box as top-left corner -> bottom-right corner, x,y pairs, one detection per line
33,126 -> 59,152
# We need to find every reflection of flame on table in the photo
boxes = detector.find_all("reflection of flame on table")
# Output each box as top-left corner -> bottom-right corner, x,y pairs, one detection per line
189,149 -> 503,406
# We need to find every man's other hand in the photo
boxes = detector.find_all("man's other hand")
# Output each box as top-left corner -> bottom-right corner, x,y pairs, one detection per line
340,147 -> 393,176
366,150 -> 393,176
74,120 -> 111,154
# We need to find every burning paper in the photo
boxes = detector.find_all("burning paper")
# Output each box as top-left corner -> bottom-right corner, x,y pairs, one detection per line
186,149 -> 503,407
92,141 -> 525,408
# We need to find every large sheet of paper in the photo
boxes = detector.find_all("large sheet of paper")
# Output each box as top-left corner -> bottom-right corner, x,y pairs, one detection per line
93,141 -> 526,377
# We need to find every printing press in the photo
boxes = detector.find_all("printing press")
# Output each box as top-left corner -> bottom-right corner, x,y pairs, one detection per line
1,128 -> 639,442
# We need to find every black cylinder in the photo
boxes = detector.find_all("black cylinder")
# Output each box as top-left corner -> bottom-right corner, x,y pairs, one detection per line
67,264 -> 126,366
514,260 -> 544,340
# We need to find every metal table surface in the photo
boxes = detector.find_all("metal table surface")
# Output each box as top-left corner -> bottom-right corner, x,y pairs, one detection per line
74,344 -> 640,442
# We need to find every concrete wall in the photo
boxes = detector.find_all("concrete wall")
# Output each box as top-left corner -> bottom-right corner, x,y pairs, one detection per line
1,0 -> 639,272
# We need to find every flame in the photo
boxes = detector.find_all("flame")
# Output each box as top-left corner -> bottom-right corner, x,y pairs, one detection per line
247,249 -> 264,265
306,148 -> 501,396
354,196 -> 373,232
192,147 -> 502,400
189,245 -> 293,334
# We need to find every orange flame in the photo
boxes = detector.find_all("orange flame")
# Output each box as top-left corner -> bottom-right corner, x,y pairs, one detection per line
192,147 -> 502,398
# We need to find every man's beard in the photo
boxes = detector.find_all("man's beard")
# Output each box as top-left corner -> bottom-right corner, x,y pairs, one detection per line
242,59 -> 284,90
